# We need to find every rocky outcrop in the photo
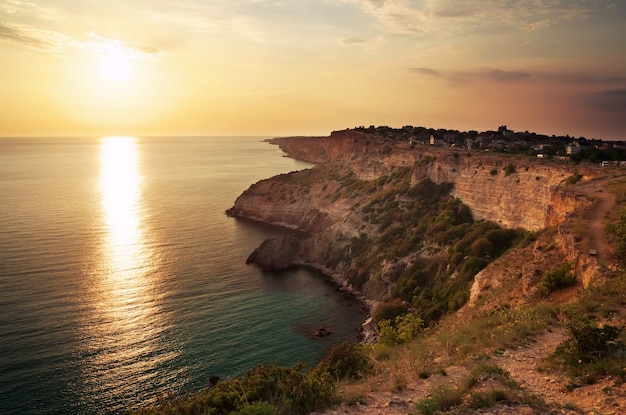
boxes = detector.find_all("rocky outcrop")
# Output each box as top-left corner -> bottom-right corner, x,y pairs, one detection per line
246,236 -> 300,271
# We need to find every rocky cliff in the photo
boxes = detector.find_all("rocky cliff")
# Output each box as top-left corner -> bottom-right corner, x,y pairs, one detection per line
228,132 -> 606,313
269,132 -> 591,231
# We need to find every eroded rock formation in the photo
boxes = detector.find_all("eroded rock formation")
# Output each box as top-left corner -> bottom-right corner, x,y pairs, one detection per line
228,132 -> 604,308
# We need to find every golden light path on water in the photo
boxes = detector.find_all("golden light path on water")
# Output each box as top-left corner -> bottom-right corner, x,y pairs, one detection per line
82,136 -> 177,406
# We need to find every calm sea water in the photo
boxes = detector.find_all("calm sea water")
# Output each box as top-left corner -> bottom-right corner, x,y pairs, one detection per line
0,136 -> 364,415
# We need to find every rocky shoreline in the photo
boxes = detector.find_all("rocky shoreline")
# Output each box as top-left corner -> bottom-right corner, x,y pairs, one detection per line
224,203 -> 378,343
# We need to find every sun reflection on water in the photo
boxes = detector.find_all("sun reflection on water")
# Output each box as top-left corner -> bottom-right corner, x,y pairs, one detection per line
81,136 -> 176,407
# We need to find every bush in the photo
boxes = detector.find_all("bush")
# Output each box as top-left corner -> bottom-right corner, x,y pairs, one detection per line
542,263 -> 576,294
378,313 -> 423,345
609,211 -> 626,267
378,319 -> 399,346
565,173 -> 583,185
470,238 -> 494,256
372,299 -> 408,323
549,313 -> 626,385
504,163 -> 516,176
133,363 -> 336,415
314,342 -> 372,381
569,320 -> 623,363
235,402 -> 276,415
414,383 -> 463,414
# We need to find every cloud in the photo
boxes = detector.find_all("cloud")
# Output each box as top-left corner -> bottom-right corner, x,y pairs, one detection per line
0,23 -> 71,53
410,67 -> 441,77
0,22 -> 160,57
341,37 -> 369,44
480,69 -> 531,82
341,0 -> 618,36
0,23 -> 48,49
410,66 -> 626,89
124,44 -> 161,55
409,66 -> 530,83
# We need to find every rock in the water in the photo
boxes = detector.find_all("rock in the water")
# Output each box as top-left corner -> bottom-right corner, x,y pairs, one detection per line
314,327 -> 332,337
246,236 -> 300,271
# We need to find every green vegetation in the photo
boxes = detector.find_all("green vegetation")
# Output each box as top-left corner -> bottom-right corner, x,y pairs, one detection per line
433,304 -> 559,357
543,270 -> 626,388
541,262 -> 576,294
308,171 -> 528,326
378,313 -> 423,346
412,363 -> 546,414
372,299 -> 408,323
132,363 -> 335,415
313,342 -> 373,382
565,173 -> 583,185
570,147 -> 626,164
504,163 -> 516,176
132,341 -> 376,415
608,209 -> 626,268
547,313 -> 626,388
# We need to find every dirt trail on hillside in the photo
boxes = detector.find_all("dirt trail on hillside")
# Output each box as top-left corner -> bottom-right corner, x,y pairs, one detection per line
494,327 -> 625,415
317,327 -> 625,415
581,182 -> 616,267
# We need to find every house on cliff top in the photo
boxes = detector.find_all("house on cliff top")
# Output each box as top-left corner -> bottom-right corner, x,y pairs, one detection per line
429,134 -> 444,146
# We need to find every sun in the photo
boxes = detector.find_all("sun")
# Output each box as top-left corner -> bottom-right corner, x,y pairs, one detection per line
99,53 -> 132,82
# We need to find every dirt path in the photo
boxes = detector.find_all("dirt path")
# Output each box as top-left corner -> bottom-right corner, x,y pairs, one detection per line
316,327 -> 625,415
581,183 -> 616,267
494,327 -> 625,415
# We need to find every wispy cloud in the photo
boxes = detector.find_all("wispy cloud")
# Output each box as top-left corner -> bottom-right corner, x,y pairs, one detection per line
341,0 -> 620,35
411,66 -> 626,87
0,22 -> 159,57
409,66 -> 530,83
0,22 -> 71,53
0,22 -> 47,48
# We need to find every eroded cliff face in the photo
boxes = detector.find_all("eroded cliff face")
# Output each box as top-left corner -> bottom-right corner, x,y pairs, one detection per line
230,133 -> 600,305
270,133 -> 588,232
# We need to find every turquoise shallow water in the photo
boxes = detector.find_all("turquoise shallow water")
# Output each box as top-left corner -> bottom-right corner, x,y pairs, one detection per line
0,136 -> 365,415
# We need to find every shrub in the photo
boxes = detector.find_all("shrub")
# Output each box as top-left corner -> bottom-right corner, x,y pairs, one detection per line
609,211 -> 626,267
235,364 -> 336,415
470,237 -> 494,256
414,383 -> 463,414
372,299 -> 408,323
542,263 -> 576,294
504,163 -> 516,176
133,363 -> 337,415
565,173 -> 583,185
396,313 -> 423,343
378,313 -> 423,345
314,342 -> 372,381
490,169 -> 498,176
549,313 -> 626,385
378,319 -> 399,346
235,402 -> 276,415
569,320 -> 623,363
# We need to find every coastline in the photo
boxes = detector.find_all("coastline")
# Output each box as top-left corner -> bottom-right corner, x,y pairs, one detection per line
227,139 -> 379,344
294,261 -> 378,343
226,205 -> 377,343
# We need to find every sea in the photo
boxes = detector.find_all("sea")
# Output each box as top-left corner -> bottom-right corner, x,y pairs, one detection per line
0,136 -> 365,415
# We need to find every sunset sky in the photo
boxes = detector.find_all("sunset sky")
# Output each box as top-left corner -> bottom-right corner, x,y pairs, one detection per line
1,1 -> 625,140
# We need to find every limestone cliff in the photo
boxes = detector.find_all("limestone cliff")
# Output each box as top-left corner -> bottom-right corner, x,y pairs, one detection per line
269,132 -> 590,231
229,132 -> 607,313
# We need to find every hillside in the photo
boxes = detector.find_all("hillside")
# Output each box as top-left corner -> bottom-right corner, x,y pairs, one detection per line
227,131 -> 626,414
228,131 -> 608,303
